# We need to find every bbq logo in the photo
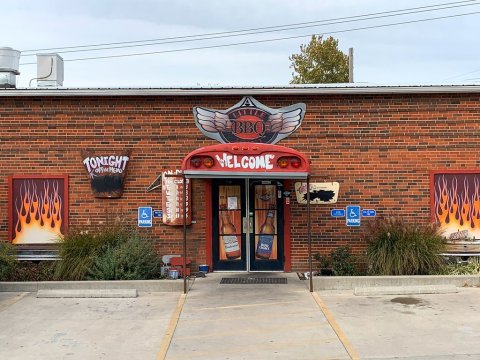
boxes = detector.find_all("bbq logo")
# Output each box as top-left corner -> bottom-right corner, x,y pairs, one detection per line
193,96 -> 306,144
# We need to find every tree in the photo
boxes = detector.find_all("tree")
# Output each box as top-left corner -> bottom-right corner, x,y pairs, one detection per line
289,35 -> 349,84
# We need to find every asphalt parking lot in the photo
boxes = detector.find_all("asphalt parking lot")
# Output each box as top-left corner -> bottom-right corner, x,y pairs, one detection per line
1,276 -> 480,359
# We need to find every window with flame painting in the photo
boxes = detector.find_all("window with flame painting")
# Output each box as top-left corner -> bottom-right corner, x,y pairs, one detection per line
432,172 -> 480,240
8,175 -> 68,244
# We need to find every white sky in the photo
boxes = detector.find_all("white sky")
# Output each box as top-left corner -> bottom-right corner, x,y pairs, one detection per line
2,0 -> 480,88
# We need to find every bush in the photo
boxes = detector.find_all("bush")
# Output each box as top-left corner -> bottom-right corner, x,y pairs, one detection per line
366,217 -> 445,275
0,243 -> 17,281
87,236 -> 161,280
54,227 -> 130,280
314,252 -> 331,269
314,246 -> 358,276
440,258 -> 480,275
54,226 -> 162,281
331,246 -> 357,276
8,261 -> 56,281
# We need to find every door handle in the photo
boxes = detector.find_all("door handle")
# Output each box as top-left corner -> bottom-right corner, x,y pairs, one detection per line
242,217 -> 254,233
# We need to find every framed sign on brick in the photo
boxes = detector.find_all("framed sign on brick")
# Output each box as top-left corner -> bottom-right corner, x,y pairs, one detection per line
8,175 -> 69,244
431,170 -> 480,240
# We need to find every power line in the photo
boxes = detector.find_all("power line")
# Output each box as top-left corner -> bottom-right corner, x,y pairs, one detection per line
19,10 -> 480,65
19,1 -> 480,56
20,0 -> 479,55
441,67 -> 480,81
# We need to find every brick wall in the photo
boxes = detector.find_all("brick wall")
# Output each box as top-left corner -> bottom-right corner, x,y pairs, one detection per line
1,92 -> 479,271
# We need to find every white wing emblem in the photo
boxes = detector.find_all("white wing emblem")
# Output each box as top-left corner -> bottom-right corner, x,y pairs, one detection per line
268,108 -> 303,134
194,107 -> 231,143
193,97 -> 306,144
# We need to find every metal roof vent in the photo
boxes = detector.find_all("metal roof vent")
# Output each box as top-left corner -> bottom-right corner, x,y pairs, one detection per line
0,47 -> 21,88
35,53 -> 64,87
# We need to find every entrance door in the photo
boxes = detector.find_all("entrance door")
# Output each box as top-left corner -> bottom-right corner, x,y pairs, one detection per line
249,180 -> 284,271
212,180 -> 247,271
212,179 -> 284,271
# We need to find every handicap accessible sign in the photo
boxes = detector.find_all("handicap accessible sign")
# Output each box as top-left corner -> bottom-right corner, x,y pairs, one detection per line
346,205 -> 361,227
138,207 -> 153,227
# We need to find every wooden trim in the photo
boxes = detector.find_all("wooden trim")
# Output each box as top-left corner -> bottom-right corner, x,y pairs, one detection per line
283,180 -> 292,272
7,175 -> 13,243
205,179 -> 213,270
429,170 -> 436,223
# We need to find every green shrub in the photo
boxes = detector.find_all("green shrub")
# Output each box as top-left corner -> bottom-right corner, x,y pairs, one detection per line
8,261 -> 56,281
440,258 -> 480,275
0,243 -> 17,281
54,226 -> 161,281
366,217 -> 445,275
331,246 -> 357,276
54,227 -> 129,280
87,236 -> 161,280
314,252 -> 331,269
314,246 -> 358,276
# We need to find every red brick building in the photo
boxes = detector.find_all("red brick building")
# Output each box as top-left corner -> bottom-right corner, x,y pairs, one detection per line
1,85 -> 479,272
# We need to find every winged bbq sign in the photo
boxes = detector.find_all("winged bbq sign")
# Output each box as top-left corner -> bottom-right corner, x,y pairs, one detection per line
193,96 -> 306,144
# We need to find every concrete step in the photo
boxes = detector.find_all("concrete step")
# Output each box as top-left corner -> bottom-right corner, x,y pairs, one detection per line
354,284 -> 458,296
36,289 -> 137,298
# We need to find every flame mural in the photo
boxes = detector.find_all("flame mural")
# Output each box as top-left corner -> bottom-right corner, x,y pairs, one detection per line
11,178 -> 66,244
434,174 -> 480,239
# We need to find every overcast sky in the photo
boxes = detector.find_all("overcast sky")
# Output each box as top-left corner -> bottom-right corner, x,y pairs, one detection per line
3,0 -> 480,88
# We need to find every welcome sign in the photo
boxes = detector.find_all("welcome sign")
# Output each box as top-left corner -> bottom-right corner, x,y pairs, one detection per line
215,153 -> 276,170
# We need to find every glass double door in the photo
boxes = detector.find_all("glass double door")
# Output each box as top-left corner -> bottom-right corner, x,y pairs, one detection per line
212,179 -> 284,271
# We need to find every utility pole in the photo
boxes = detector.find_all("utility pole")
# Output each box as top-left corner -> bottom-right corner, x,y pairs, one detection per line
348,47 -> 354,83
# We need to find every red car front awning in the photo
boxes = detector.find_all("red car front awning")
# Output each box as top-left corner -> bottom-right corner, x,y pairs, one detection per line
181,142 -> 310,179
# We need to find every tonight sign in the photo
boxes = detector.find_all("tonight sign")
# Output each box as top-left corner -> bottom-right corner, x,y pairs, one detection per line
81,150 -> 131,198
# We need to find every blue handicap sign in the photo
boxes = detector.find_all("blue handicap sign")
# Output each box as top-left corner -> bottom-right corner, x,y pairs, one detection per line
346,205 -> 361,227
138,207 -> 153,227
331,209 -> 346,217
153,210 -> 163,218
362,209 -> 376,217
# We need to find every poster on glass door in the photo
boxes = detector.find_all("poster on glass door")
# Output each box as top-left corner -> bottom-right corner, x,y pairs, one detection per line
218,185 -> 242,260
254,185 -> 277,260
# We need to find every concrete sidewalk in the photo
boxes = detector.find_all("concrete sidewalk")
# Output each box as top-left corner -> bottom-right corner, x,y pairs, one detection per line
2,274 -> 480,359
165,273 -> 351,360
0,291 -> 180,360
320,288 -> 480,359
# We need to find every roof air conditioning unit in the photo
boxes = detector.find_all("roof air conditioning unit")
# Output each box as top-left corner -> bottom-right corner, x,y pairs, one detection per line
0,47 -> 21,88
36,53 -> 64,87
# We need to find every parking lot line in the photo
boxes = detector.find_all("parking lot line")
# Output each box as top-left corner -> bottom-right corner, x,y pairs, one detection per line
157,293 -> 186,360
312,292 -> 360,360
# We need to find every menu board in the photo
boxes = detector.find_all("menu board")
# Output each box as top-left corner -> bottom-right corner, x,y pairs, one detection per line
162,170 -> 191,226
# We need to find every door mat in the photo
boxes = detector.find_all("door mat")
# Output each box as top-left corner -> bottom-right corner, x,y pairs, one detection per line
220,277 -> 287,284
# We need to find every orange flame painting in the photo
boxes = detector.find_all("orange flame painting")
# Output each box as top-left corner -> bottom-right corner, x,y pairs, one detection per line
434,174 -> 480,240
11,178 -> 66,244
